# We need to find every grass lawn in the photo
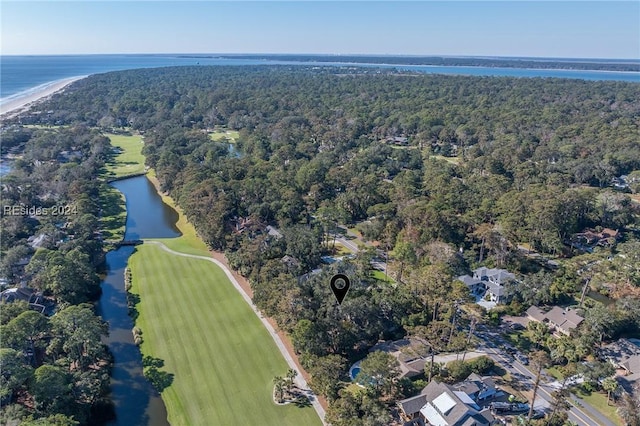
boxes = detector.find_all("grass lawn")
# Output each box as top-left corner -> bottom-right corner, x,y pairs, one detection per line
209,129 -> 240,143
332,242 -> 353,256
105,133 -> 146,178
572,386 -> 623,426
128,245 -> 321,426
430,155 -> 461,165
23,124 -> 67,130
98,133 -> 145,243
345,226 -> 362,239
371,269 -> 394,283
545,366 -> 564,381
98,184 -> 126,244
126,169 -> 320,425
503,330 -> 533,352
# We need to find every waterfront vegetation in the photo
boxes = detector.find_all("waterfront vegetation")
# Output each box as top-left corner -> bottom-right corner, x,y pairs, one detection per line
146,170 -> 210,257
98,184 -> 126,244
3,66 -> 640,424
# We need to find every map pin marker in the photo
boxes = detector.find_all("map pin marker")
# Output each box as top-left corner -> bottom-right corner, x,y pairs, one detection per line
330,274 -> 350,305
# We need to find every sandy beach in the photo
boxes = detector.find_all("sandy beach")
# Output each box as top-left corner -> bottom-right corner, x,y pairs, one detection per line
0,76 -> 87,118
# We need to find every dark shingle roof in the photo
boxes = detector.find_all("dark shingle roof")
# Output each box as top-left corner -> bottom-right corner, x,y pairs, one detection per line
398,394 -> 428,416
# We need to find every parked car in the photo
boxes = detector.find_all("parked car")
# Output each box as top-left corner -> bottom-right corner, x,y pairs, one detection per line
531,410 -> 545,419
515,353 -> 529,365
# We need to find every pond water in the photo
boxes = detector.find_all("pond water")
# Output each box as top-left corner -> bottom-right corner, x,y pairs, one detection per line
97,175 -> 180,426
0,161 -> 12,176
586,290 -> 615,307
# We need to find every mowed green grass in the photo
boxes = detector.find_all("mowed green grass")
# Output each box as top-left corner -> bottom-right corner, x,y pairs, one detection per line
105,133 -> 146,178
128,245 -> 321,426
209,129 -> 239,143
98,184 -> 126,243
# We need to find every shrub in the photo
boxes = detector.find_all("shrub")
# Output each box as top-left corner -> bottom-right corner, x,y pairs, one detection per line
445,360 -> 472,383
469,356 -> 495,375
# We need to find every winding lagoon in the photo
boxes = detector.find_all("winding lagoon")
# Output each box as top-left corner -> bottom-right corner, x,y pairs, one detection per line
97,175 -> 179,426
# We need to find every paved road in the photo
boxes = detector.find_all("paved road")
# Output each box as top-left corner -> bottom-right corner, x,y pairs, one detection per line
334,233 -> 359,253
145,240 -> 327,424
334,231 -> 389,272
477,332 -> 615,426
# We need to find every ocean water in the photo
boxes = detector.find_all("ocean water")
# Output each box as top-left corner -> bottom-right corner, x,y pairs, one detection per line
1,54 -> 639,101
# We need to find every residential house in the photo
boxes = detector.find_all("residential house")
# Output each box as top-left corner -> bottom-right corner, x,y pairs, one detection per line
619,355 -> 640,382
458,267 -> 516,304
397,380 -> 496,425
280,255 -> 300,272
386,136 -> 409,146
544,306 -> 584,336
612,175 -> 629,190
525,306 -> 546,323
10,256 -> 32,277
28,233 -> 49,249
370,339 -> 431,379
0,287 -> 46,314
569,228 -> 620,252
230,216 -> 273,240
600,338 -> 640,392
458,275 -> 485,297
452,373 -> 498,402
526,305 -> 584,336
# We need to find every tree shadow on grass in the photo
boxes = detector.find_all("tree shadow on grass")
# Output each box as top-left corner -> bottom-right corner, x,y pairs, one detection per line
143,356 -> 174,393
293,396 -> 312,408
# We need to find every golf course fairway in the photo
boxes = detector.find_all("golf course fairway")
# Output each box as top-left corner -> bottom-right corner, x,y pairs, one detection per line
127,243 -> 322,425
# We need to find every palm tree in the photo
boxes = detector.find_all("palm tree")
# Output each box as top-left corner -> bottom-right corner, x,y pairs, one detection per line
528,350 -> 550,421
273,376 -> 286,403
602,377 -> 619,406
461,304 -> 484,362
286,368 -> 298,392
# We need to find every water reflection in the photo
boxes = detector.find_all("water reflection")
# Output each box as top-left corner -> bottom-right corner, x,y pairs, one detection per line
98,176 -> 182,426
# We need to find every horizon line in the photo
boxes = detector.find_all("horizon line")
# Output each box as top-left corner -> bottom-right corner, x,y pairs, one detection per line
2,52 -> 639,62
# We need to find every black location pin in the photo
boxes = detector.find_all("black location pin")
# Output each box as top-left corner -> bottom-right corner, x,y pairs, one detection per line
330,274 -> 350,305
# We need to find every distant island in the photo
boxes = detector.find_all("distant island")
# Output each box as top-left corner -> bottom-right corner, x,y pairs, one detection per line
198,54 -> 640,72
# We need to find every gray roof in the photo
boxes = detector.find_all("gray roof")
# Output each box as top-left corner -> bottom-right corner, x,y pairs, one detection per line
485,281 -> 505,297
454,373 -> 496,399
458,275 -> 484,288
398,394 -> 428,416
526,306 -> 546,322
600,338 -> 640,365
473,267 -> 515,285
454,380 -> 481,396
545,306 -> 584,332
478,408 -> 496,424
622,355 -> 640,374
420,381 -> 492,425
1,287 -> 34,303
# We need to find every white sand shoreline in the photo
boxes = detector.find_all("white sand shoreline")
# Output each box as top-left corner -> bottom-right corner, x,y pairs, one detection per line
0,76 -> 87,118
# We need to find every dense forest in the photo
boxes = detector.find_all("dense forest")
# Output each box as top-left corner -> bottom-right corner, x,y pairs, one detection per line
0,126 -> 115,424
3,66 -> 640,424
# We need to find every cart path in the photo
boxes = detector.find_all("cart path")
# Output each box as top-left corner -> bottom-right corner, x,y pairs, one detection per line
144,240 -> 327,424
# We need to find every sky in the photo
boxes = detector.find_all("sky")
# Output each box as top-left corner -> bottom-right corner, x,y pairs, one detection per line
1,1 -> 639,59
